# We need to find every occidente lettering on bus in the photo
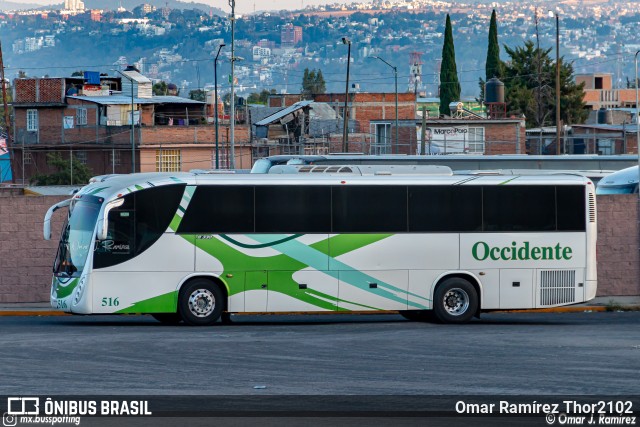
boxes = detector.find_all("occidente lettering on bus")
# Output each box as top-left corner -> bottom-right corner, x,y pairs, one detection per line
472,241 -> 573,261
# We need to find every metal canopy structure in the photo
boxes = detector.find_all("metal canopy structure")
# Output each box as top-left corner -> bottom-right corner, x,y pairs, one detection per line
254,100 -> 314,126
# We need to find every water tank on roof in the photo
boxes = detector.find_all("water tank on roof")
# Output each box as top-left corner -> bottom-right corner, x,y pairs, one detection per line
485,77 -> 504,103
449,101 -> 463,112
597,107 -> 612,124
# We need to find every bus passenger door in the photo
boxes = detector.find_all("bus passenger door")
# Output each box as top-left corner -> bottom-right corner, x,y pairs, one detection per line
244,271 -> 268,312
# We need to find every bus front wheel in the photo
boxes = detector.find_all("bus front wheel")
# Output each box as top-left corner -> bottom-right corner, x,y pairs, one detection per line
178,279 -> 224,326
433,278 -> 478,324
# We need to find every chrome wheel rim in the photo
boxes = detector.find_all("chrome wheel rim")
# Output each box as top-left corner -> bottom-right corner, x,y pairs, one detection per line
188,289 -> 215,318
442,288 -> 469,316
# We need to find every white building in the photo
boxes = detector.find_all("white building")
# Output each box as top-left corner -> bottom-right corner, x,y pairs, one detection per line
64,0 -> 85,12
252,46 -> 271,61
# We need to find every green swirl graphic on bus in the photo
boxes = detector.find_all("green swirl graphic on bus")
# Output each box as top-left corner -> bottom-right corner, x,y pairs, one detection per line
472,241 -> 573,261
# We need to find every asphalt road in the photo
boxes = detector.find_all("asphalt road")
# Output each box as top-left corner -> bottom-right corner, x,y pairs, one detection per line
0,312 -> 639,396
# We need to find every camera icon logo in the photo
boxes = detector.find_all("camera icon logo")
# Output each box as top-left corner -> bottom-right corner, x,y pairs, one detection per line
2,412 -> 17,427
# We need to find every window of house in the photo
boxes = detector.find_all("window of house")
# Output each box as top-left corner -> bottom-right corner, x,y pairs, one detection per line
467,127 -> 485,154
76,108 -> 88,126
373,123 -> 392,154
595,77 -> 603,90
75,151 -> 88,164
156,149 -> 181,172
27,110 -> 38,132
23,152 -> 32,165
110,150 -> 121,166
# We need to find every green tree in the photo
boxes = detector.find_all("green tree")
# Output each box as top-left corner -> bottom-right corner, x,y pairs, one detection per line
152,81 -> 168,96
71,70 -> 84,77
31,152 -> 93,185
485,9 -> 503,81
301,68 -> 326,98
502,40 -> 588,127
247,89 -> 276,105
0,83 -> 13,130
439,14 -> 461,116
188,89 -> 206,102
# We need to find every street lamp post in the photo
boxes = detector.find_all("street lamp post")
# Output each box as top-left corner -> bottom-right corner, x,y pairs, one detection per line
115,69 -> 136,173
549,10 -> 561,155
341,37 -> 351,153
214,44 -> 225,170
229,0 -> 236,169
372,56 -> 398,154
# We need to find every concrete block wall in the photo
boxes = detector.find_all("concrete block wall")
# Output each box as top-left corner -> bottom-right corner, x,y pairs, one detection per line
596,194 -> 640,296
0,190 -> 637,303
0,190 -> 66,302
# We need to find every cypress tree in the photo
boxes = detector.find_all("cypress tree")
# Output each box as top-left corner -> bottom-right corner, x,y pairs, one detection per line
486,9 -> 502,80
439,14 -> 461,116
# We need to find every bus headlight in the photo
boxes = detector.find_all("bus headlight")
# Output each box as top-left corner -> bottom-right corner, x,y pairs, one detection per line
73,277 -> 86,306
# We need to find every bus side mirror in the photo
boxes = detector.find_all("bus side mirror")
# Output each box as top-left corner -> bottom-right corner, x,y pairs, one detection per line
97,198 -> 124,241
43,199 -> 71,240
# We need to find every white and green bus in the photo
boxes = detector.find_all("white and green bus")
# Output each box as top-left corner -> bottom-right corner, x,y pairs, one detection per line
44,172 -> 597,325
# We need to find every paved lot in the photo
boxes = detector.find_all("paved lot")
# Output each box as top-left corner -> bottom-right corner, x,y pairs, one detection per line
0,312 -> 639,396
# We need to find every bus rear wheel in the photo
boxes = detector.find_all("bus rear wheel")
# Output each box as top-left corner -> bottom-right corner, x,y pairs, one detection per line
433,278 -> 478,324
178,279 -> 224,326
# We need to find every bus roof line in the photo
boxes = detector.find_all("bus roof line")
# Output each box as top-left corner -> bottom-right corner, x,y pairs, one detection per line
498,176 -> 520,185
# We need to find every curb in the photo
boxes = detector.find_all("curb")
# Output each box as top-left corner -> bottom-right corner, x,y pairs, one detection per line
0,306 -> 638,317
0,311 -> 70,316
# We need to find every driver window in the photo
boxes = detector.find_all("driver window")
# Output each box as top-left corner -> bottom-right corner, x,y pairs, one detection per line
94,194 -> 135,268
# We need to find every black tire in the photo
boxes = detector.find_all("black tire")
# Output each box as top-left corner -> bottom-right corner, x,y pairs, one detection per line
400,310 -> 436,322
432,278 -> 478,324
151,313 -> 182,325
178,279 -> 225,326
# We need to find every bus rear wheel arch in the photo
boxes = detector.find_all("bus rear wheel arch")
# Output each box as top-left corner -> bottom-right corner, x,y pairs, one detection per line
432,276 -> 479,324
178,277 -> 226,326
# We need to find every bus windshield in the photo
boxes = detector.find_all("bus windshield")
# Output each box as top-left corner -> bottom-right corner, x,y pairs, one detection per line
53,197 -> 101,277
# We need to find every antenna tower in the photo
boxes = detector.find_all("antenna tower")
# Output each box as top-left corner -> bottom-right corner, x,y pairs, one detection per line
409,51 -> 423,94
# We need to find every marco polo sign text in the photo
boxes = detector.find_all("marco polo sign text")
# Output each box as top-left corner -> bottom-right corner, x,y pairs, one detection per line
472,241 -> 573,261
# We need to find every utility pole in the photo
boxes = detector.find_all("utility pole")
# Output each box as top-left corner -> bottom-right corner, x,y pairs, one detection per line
341,37 -> 351,153
0,41 -> 15,183
535,8 -> 542,129
229,0 -> 236,169
115,69 -> 136,173
550,10 -> 561,155
214,44 -> 225,169
421,106 -> 426,155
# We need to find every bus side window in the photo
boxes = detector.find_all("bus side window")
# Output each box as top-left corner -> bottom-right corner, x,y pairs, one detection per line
94,185 -> 184,269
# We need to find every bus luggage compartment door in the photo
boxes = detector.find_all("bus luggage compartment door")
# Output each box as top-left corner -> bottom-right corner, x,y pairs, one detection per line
499,269 -> 534,309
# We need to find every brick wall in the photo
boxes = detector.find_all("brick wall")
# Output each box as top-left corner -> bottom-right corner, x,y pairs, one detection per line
596,194 -> 640,296
0,190 -> 66,303
141,124 -> 251,145
13,78 -> 64,103
0,191 -> 637,303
